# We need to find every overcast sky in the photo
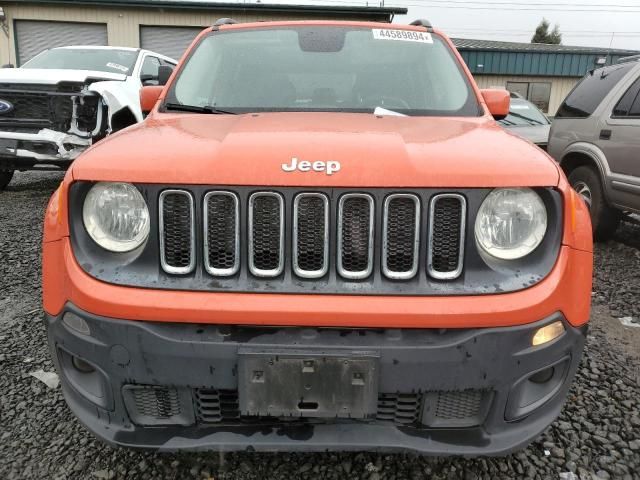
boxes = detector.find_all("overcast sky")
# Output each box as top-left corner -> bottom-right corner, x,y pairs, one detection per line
239,0 -> 640,50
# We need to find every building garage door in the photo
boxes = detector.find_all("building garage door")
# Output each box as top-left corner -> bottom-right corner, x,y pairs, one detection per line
15,20 -> 108,65
140,26 -> 204,61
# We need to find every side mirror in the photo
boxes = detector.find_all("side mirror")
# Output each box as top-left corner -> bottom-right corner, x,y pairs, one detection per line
481,89 -> 510,120
140,85 -> 163,114
158,65 -> 174,86
140,73 -> 159,86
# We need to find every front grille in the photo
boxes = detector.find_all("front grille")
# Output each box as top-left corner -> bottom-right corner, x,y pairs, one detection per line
383,194 -> 420,279
158,188 -> 467,284
159,190 -> 195,274
249,192 -> 285,277
428,194 -> 466,280
338,194 -> 374,279
293,193 -> 329,278
195,389 -> 240,423
132,386 -> 181,419
204,191 -> 239,276
376,393 -> 422,425
422,389 -> 490,428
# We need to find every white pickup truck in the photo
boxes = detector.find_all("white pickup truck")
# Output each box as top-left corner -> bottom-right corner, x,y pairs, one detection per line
0,46 -> 177,189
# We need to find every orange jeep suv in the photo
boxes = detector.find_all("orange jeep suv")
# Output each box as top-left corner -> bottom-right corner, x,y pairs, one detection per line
42,19 -> 594,455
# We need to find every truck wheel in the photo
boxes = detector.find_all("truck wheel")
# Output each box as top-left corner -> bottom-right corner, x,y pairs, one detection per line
0,170 -> 14,190
568,166 -> 620,241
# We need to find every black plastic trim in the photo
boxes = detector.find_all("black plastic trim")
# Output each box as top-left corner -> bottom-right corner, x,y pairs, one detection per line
68,184 -> 563,296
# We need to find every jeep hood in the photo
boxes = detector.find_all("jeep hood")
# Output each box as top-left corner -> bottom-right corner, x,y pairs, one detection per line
73,112 -> 560,187
0,68 -> 127,84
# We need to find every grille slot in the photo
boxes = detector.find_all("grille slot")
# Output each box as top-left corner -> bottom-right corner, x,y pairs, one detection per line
293,193 -> 329,278
204,191 -> 239,276
132,386 -> 181,419
376,393 -> 422,425
195,389 -> 240,423
159,190 -> 195,274
434,390 -> 483,420
382,194 -> 420,280
337,194 -> 374,279
249,192 -> 285,277
428,194 -> 466,280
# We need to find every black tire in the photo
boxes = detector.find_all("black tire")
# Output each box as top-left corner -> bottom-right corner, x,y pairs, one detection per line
0,170 -> 14,190
568,165 -> 620,241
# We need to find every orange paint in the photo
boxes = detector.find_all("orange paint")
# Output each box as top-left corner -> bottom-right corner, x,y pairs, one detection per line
42,21 -> 592,331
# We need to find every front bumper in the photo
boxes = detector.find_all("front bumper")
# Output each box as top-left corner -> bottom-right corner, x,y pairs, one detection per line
46,303 -> 586,455
0,129 -> 91,169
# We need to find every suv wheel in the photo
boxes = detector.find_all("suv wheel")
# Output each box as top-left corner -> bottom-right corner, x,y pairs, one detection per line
0,170 -> 14,190
568,166 -> 620,241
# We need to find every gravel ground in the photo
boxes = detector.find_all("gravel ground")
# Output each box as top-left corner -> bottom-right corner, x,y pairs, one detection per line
1,171 -> 639,480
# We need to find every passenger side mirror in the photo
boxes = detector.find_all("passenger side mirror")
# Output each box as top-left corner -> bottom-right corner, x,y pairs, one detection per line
140,86 -> 164,114
158,65 -> 174,86
140,73 -> 159,86
481,89 -> 510,120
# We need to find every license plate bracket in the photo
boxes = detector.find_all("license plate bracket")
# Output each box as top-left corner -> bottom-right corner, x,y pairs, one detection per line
238,349 -> 379,419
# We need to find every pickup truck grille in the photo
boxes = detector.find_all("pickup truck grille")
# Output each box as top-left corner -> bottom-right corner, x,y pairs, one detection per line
0,84 -> 99,132
159,188 -> 466,282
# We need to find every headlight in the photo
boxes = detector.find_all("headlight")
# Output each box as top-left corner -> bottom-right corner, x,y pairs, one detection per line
82,182 -> 150,252
474,188 -> 547,260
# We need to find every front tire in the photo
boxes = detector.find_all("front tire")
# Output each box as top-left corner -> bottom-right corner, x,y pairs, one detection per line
568,166 -> 620,241
0,170 -> 14,190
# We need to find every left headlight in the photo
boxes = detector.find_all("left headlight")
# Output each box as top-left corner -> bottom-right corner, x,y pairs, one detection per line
82,182 -> 150,252
474,188 -> 547,260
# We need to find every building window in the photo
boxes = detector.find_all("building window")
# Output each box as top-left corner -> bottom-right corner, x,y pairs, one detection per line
506,81 -> 552,113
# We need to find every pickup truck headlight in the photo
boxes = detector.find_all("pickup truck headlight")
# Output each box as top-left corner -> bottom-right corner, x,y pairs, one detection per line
474,188 -> 547,260
82,182 -> 150,252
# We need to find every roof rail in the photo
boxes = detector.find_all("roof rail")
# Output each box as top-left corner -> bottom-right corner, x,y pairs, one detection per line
617,54 -> 640,64
410,19 -> 434,32
212,18 -> 238,30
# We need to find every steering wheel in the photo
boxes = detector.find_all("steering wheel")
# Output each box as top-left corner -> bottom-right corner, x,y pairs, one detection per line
361,95 -> 411,110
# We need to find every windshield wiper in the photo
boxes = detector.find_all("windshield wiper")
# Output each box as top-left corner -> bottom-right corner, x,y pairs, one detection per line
164,103 -> 237,115
507,111 -> 545,126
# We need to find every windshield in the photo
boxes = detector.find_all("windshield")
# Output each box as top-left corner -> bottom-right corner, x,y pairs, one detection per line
499,99 -> 550,126
166,26 -> 480,116
23,48 -> 138,75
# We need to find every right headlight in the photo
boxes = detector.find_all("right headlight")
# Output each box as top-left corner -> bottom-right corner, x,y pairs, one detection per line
82,182 -> 150,252
474,188 -> 547,260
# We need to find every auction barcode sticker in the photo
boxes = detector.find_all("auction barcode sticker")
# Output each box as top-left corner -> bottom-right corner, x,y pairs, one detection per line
372,29 -> 433,43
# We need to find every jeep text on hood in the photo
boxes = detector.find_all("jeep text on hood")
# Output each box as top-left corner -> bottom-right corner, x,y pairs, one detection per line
42,20 -> 593,456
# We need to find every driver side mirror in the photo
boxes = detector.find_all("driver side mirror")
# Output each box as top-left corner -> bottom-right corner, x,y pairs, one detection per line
481,89 -> 510,120
140,86 -> 163,114
158,65 -> 174,86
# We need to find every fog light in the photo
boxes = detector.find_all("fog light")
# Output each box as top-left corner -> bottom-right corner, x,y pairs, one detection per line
62,312 -> 90,335
72,356 -> 95,374
532,321 -> 565,346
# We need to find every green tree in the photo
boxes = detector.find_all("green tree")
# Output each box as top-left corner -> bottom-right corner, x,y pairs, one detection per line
532,18 -> 562,45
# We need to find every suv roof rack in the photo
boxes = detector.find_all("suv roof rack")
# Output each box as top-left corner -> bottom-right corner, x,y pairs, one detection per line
212,18 -> 238,30
617,54 -> 640,64
410,19 -> 434,32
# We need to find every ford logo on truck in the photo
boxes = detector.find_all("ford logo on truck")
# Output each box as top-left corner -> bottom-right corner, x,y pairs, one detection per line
0,99 -> 14,114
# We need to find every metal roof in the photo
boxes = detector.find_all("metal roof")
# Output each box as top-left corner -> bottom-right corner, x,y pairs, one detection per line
452,38 -> 640,77
7,0 -> 407,17
452,38 -> 639,56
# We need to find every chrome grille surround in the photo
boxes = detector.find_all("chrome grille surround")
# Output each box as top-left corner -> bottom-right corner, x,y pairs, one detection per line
337,193 -> 375,280
248,191 -> 285,278
203,191 -> 240,277
159,189 -> 196,275
427,193 -> 467,280
382,193 -> 421,280
293,193 -> 330,279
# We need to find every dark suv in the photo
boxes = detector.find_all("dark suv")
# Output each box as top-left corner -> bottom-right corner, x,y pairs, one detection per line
549,57 -> 640,239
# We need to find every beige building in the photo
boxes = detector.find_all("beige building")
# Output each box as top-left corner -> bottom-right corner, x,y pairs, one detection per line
0,0 -> 406,65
